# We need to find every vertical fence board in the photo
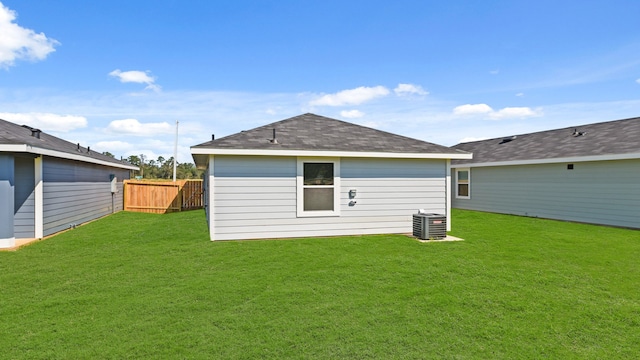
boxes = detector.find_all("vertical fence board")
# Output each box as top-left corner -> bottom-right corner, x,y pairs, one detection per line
124,180 -> 203,214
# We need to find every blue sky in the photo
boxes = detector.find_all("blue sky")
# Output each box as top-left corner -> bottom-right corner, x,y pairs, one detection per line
1,0 -> 640,163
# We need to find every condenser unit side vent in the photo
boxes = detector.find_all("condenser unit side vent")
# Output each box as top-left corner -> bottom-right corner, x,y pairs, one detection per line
413,213 -> 447,240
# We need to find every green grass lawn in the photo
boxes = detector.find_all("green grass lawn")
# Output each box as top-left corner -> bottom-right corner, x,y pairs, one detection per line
1,210 -> 639,359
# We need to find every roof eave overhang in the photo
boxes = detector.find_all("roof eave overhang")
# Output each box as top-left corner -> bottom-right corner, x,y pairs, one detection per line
451,152 -> 640,168
191,147 -> 472,168
0,144 -> 139,170
191,153 -> 209,169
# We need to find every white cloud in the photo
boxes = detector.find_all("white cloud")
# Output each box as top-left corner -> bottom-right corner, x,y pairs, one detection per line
106,118 -> 173,136
309,86 -> 389,106
5,86 -> 640,162
489,69 -> 500,75
489,107 -> 542,120
636,78 -> 640,84
93,140 -> 133,153
453,103 -> 494,115
516,92 -> 524,97
109,69 -> 161,91
0,112 -> 87,131
340,109 -> 364,118
0,2 -> 59,68
452,104 -> 541,120
394,83 -> 428,96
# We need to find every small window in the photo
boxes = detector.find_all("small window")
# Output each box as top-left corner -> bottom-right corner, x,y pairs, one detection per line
303,163 -> 334,211
456,168 -> 470,199
297,158 -> 340,217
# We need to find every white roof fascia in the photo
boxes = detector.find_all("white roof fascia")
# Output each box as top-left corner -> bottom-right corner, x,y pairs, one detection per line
451,152 -> 640,168
190,147 -> 473,160
0,144 -> 139,170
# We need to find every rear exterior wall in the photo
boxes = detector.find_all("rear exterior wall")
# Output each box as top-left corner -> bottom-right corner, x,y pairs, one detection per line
210,155 -> 447,240
452,159 -> 640,229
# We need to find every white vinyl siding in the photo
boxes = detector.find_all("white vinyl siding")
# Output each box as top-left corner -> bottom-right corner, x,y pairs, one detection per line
212,156 -> 296,240
210,155 -> 447,240
451,159 -> 640,229
341,158 -> 446,220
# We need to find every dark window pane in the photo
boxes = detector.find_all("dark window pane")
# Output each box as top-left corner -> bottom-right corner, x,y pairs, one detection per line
458,184 -> 469,197
304,188 -> 334,211
304,163 -> 334,185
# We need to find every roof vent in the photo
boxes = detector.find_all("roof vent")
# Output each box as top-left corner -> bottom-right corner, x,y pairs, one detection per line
22,125 -> 42,139
572,129 -> 586,137
269,128 -> 279,144
499,136 -> 517,144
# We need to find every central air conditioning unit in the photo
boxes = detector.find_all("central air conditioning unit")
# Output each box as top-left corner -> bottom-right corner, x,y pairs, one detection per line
413,212 -> 447,240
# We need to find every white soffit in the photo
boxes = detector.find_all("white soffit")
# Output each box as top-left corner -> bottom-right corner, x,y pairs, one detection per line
190,147 -> 473,160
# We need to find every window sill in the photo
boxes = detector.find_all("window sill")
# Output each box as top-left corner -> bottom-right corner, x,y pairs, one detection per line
296,210 -> 341,218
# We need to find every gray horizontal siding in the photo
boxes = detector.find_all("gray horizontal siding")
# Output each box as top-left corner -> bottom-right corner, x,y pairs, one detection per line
0,154 -> 14,242
44,156 -> 130,183
452,159 -> 640,228
211,156 -> 447,240
41,157 -> 129,237
42,182 -> 123,236
14,156 -> 35,238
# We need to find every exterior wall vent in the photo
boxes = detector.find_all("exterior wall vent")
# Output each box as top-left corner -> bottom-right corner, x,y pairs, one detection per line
413,213 -> 447,240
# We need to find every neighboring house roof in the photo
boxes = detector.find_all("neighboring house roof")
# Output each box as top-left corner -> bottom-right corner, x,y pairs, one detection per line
0,119 -> 138,170
192,113 -> 471,166
452,116 -> 640,167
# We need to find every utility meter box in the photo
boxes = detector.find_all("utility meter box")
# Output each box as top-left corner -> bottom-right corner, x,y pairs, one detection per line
110,175 -> 118,193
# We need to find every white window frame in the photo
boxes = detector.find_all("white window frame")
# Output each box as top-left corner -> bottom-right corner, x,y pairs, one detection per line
455,168 -> 470,199
296,157 -> 341,217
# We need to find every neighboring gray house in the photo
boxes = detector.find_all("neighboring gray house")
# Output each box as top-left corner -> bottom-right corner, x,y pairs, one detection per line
191,113 -> 471,241
0,119 -> 138,248
451,117 -> 640,229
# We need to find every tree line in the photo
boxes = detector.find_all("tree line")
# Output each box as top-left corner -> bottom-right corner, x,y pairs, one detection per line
103,152 -> 203,180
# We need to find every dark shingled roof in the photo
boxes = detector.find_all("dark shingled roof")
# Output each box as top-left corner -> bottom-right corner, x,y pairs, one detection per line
0,118 -> 136,168
193,113 -> 469,155
452,116 -> 640,165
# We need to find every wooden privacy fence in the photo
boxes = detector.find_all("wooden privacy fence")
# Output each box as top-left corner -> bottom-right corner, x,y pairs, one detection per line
124,180 -> 204,214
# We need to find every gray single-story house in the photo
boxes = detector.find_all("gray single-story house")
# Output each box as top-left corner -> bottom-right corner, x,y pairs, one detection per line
0,119 -> 138,248
191,113 -> 471,241
451,116 -> 640,229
